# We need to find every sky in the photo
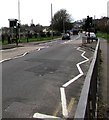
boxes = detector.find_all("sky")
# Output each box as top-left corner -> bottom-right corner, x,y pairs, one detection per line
0,0 -> 108,28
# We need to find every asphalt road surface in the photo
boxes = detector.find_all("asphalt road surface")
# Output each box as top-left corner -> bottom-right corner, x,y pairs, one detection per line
2,34 -> 94,119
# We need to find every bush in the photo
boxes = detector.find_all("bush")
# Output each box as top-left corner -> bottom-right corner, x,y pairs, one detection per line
40,32 -> 46,37
46,32 -> 51,37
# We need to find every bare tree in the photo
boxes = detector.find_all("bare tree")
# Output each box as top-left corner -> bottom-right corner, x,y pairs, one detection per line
51,9 -> 73,32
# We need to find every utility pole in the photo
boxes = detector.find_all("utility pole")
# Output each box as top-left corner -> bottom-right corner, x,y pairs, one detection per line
107,1 -> 109,18
51,3 -> 53,39
93,15 -> 96,29
63,19 -> 65,33
18,0 -> 21,42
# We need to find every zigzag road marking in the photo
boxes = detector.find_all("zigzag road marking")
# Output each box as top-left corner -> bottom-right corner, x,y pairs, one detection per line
33,47 -> 89,119
60,47 -> 89,118
63,47 -> 89,87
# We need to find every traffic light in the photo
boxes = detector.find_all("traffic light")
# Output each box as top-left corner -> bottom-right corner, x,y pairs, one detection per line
10,21 -> 17,28
18,23 -> 20,28
9,19 -> 18,28
89,17 -> 92,26
85,16 -> 93,28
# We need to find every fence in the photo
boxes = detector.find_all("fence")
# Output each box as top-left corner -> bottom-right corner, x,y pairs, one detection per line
74,39 -> 100,119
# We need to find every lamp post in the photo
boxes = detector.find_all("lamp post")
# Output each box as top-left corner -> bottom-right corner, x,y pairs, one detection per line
18,0 -> 21,42
63,19 -> 65,33
107,1 -> 109,18
51,3 -> 53,39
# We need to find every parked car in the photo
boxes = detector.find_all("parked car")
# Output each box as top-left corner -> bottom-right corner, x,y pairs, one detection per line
72,28 -> 78,35
62,33 -> 70,40
85,32 -> 89,36
87,32 -> 98,41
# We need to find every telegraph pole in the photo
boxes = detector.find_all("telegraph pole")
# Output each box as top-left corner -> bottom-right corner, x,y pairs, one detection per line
63,19 -> 65,33
18,0 -> 21,41
107,1 -> 109,17
51,3 -> 53,39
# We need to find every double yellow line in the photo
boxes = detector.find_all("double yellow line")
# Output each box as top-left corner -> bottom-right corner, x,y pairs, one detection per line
53,98 -> 75,117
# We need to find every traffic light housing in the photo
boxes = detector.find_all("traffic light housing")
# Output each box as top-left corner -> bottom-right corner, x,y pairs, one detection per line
9,19 -> 18,28
85,16 -> 93,30
18,23 -> 20,28
89,17 -> 92,26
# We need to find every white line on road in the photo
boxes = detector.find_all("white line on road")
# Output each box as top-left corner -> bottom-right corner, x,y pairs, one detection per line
0,47 -> 44,63
0,52 -> 28,63
60,47 -> 89,118
63,47 -> 89,87
75,34 -> 81,40
37,48 -> 41,51
60,87 -> 68,118
33,113 -> 60,118
62,34 -> 81,44
0,58 -> 11,63
12,52 -> 28,59
63,74 -> 83,88
32,46 -> 89,119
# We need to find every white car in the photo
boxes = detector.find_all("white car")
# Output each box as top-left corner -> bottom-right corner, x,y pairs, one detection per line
86,32 -> 98,41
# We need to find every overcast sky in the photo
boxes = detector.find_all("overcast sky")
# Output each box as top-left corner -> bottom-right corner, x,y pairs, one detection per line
0,0 -> 108,28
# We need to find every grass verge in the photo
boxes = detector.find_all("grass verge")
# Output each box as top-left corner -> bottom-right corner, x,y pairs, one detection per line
19,36 -> 60,43
97,32 -> 109,42
0,36 -> 61,45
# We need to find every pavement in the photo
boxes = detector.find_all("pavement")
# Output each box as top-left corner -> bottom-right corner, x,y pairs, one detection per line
98,38 -> 109,118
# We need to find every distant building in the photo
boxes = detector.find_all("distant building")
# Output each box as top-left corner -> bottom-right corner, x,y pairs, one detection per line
43,26 -> 50,33
73,21 -> 83,28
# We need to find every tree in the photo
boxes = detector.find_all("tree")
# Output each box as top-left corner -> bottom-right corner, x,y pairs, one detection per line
51,9 -> 73,32
96,17 -> 109,33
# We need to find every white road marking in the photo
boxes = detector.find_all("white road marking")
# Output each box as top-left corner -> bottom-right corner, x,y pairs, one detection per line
0,52 -> 28,63
63,47 -> 89,87
60,47 -> 89,117
37,48 -> 41,51
75,34 -> 80,40
0,58 -> 11,63
33,113 -> 60,118
60,87 -> 68,118
62,34 -> 81,44
63,74 -> 82,88
0,47 -> 45,63
12,52 -> 28,59
32,45 -> 89,118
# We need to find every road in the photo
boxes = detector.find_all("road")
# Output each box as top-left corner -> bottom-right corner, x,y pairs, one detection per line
2,34 -> 94,119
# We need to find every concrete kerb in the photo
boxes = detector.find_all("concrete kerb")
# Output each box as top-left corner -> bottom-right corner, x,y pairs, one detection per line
0,46 -> 44,63
0,37 -> 61,63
